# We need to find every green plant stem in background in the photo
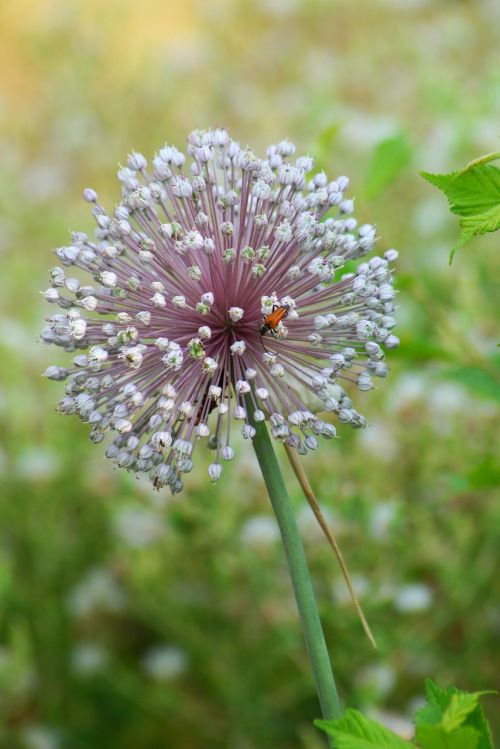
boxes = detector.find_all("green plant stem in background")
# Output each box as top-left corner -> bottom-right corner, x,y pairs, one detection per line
250,413 -> 342,725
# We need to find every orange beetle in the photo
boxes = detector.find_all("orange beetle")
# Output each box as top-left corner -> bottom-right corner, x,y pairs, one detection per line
260,304 -> 290,337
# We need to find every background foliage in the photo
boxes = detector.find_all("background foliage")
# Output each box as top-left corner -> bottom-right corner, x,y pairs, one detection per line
0,1 -> 499,747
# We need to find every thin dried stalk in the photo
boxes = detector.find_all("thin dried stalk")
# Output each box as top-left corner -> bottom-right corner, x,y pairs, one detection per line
284,444 -> 377,650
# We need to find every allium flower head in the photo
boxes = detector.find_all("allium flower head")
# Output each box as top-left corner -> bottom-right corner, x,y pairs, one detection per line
41,129 -> 399,493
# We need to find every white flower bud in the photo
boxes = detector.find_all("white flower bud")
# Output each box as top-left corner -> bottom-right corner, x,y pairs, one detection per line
100,271 -> 118,288
379,284 -> 395,302
115,418 -> 132,434
69,318 -> 87,340
209,385 -> 222,400
88,346 -> 108,367
305,436 -> 318,450
202,357 -> 218,374
135,311 -> 151,326
180,401 -> 194,417
230,341 -> 246,356
44,365 -> 67,380
198,326 -> 211,340
200,292 -> 214,306
83,188 -> 98,202
236,380 -> 250,394
173,440 -> 192,456
81,295 -> 97,311
162,350 -> 183,371
228,307 -> 244,322
121,344 -> 146,369
41,288 -> 59,302
150,292 -> 166,307
127,151 -> 147,170
385,334 -> 399,349
171,177 -> 192,198
185,231 -> 204,251
196,423 -> 210,438
209,464 -> 222,482
358,373 -> 374,391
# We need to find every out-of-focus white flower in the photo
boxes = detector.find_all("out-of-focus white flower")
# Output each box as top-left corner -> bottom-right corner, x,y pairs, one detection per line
358,423 -> 398,462
113,506 -> 163,548
369,501 -> 397,541
356,663 -> 396,698
240,515 -> 280,546
71,643 -> 109,676
388,373 -> 428,409
67,568 -> 125,618
15,448 -> 60,480
142,645 -> 188,680
395,583 -> 433,613
22,726 -> 61,749
428,383 -> 468,415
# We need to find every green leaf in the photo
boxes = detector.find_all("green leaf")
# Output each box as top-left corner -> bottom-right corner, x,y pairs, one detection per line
365,132 -> 413,198
421,153 -> 500,261
315,709 -> 415,748
416,724 -> 479,749
457,201 -> 500,236
421,162 -> 500,216
468,704 -> 496,749
415,680 -> 495,749
456,695 -> 496,749
442,693 -> 492,733
415,679 -> 454,726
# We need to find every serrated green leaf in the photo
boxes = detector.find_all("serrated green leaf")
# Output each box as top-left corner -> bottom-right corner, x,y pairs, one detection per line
456,695 -> 496,749
365,132 -> 413,198
416,724 -> 479,749
415,680 -> 496,749
315,709 -> 415,748
469,706 -> 495,749
415,679 -> 456,726
421,164 -> 500,217
421,154 -> 500,261
458,202 -> 500,235
442,693 -> 491,732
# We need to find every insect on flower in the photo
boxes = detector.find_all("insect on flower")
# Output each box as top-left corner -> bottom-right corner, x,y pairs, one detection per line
260,304 -> 290,337
41,129 -> 399,493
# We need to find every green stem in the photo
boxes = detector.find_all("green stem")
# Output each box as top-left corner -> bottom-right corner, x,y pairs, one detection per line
249,412 -> 342,724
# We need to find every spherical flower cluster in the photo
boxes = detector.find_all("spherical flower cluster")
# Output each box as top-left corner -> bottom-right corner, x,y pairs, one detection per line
41,129 -> 399,493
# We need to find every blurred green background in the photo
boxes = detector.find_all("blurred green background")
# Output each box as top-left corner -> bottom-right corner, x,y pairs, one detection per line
0,1 -> 499,747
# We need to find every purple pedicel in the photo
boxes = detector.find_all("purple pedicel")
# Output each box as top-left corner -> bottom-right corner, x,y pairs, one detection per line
41,129 -> 399,492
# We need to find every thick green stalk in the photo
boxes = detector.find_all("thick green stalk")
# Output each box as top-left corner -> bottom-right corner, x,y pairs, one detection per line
249,412 -> 342,723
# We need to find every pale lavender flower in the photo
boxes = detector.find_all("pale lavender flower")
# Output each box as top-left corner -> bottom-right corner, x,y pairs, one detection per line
41,129 -> 399,492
